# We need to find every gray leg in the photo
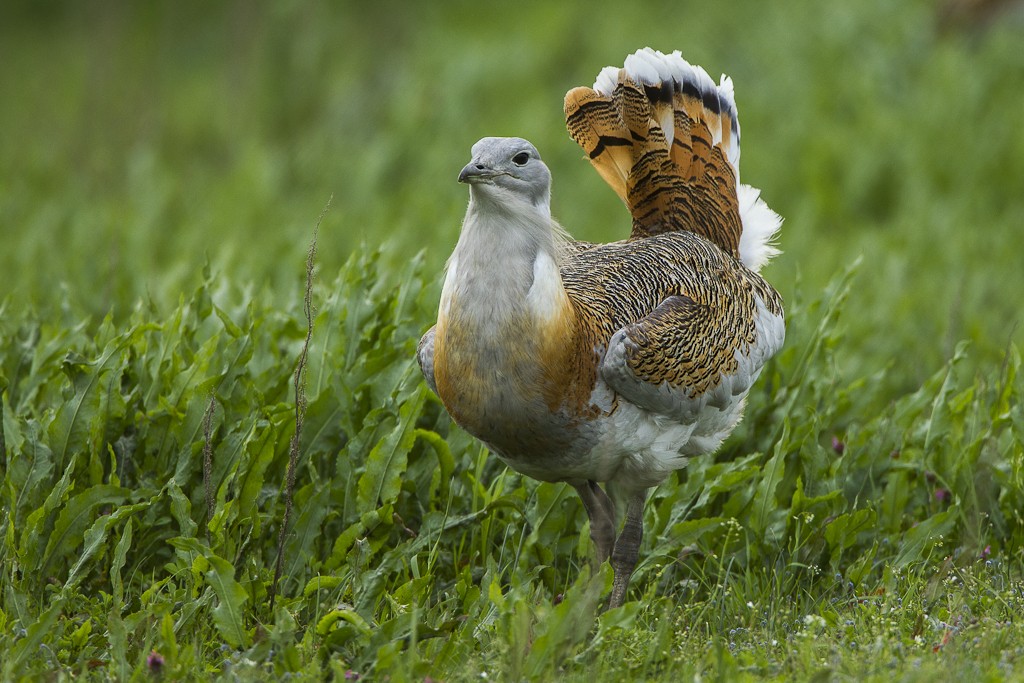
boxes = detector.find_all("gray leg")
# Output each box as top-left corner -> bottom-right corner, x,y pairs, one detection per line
573,481 -> 616,564
608,490 -> 646,608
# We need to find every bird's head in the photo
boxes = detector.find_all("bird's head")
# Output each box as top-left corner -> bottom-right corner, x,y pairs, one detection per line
459,137 -> 551,209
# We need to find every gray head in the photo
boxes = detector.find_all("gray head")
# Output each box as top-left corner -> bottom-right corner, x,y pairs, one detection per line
458,137 -> 551,208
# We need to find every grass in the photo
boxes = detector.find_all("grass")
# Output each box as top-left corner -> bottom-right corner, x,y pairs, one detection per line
1,0 -> 1023,680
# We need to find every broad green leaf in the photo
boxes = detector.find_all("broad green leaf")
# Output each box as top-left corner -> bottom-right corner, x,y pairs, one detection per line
356,383 -> 426,511
68,617 -> 91,650
282,483 -> 332,590
12,320 -> 86,414
824,508 -> 877,564
749,426 -> 789,537
415,427 -> 455,504
106,607 -> 129,681
42,484 -> 129,575
47,326 -> 140,470
0,377 -> 7,462
524,567 -> 605,680
160,611 -> 179,664
300,389 -> 347,458
110,517 -> 133,605
169,338 -> 226,481
316,608 -> 372,638
167,536 -> 250,648
991,345 -> 1019,428
307,285 -> 345,400
213,304 -> 243,338
19,453 -> 78,570
303,575 -> 344,597
790,476 -> 843,519
206,554 -> 250,648
235,419 -> 277,522
893,506 -> 960,568
922,342 -> 968,455
168,480 -> 198,538
63,501 -> 148,593
6,419 -> 54,526
878,464 -> 914,533
326,507 -> 386,571
4,598 -> 64,676
667,517 -> 727,547
846,541 -> 879,587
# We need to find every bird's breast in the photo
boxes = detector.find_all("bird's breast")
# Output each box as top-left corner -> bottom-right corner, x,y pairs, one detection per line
433,294 -> 594,463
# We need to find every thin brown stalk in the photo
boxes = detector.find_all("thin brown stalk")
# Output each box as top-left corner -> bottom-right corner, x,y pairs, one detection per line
202,389 -> 217,539
269,197 -> 330,613
0,392 -> 6,465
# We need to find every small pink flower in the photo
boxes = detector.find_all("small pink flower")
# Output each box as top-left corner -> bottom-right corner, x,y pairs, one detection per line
934,488 -> 949,503
147,650 -> 164,672
831,436 -> 845,455
981,545 -> 991,559
345,671 -> 360,681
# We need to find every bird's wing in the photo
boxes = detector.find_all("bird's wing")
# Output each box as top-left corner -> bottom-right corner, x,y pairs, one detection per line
563,234 -> 783,423
417,325 -> 438,395
600,288 -> 783,425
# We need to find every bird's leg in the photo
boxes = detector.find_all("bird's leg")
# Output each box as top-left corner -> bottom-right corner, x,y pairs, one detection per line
608,490 -> 647,608
573,481 -> 616,564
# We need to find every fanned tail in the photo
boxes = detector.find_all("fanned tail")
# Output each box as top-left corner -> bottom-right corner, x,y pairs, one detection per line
564,48 -> 780,272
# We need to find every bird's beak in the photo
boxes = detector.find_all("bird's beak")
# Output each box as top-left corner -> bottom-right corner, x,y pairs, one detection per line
458,162 -> 499,184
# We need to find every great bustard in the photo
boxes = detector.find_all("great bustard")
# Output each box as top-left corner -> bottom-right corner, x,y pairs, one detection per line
418,48 -> 784,608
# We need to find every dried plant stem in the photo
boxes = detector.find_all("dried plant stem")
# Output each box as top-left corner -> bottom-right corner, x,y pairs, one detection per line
0,392 -> 6,465
202,389 -> 216,539
269,197 -> 329,612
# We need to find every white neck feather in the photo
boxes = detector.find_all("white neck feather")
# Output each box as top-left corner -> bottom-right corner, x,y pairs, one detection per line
440,186 -> 569,330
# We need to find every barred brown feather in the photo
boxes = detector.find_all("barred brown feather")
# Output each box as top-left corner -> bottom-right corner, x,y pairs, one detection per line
564,64 -> 743,256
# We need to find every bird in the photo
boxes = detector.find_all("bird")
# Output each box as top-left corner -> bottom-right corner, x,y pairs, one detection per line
418,47 -> 784,609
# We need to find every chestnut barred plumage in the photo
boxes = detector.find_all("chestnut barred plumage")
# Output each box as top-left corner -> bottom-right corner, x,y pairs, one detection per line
419,48 -> 784,608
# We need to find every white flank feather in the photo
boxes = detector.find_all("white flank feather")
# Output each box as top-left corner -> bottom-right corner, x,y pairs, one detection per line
526,250 -> 569,322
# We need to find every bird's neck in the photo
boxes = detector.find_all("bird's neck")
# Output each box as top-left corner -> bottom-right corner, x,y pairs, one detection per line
434,191 -> 576,431
440,191 -> 570,332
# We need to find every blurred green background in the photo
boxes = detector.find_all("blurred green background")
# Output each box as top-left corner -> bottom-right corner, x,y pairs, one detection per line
2,0 -> 1022,393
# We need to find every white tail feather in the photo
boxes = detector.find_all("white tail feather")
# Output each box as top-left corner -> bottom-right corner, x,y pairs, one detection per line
737,184 -> 782,272
599,49 -> 743,177
594,48 -> 780,270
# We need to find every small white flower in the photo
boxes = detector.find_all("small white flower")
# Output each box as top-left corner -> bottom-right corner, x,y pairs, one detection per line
803,614 -> 827,629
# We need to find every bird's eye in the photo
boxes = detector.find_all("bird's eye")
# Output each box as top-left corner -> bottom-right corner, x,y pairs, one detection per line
512,152 -> 530,166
